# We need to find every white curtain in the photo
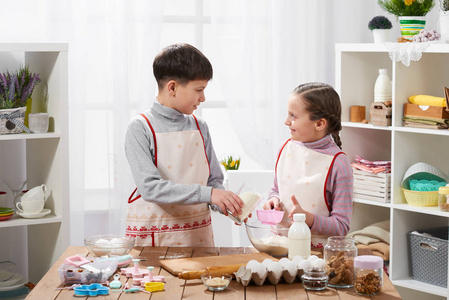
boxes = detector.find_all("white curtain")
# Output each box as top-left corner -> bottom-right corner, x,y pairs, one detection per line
210,0 -> 438,169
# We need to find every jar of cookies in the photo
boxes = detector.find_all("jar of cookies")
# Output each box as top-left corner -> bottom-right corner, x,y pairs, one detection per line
354,255 -> 383,295
324,236 -> 357,288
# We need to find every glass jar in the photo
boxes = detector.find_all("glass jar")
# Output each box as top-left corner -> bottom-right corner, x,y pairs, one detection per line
438,186 -> 449,212
301,267 -> 328,291
324,236 -> 357,288
354,255 -> 383,295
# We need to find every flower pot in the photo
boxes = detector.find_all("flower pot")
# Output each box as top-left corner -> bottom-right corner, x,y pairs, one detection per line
372,29 -> 390,43
440,11 -> 449,43
399,16 -> 426,41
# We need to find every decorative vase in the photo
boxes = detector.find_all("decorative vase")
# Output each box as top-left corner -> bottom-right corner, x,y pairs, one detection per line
440,11 -> 449,43
372,29 -> 390,43
399,16 -> 426,41
24,98 -> 32,128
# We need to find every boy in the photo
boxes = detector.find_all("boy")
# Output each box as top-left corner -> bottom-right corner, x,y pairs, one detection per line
125,43 -> 243,247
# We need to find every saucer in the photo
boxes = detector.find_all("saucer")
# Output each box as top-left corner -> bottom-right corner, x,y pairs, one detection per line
17,209 -> 51,219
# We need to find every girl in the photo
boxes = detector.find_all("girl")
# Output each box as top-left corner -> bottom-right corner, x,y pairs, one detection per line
263,82 -> 353,248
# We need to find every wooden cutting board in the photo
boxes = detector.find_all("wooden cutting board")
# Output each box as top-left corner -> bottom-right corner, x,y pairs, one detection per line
160,252 -> 276,277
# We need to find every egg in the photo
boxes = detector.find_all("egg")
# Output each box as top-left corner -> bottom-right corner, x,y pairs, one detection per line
246,260 -> 266,277
262,259 -> 274,269
312,258 -> 326,269
279,257 -> 291,269
284,260 -> 297,276
307,255 -> 319,264
292,255 -> 304,265
95,238 -> 110,247
266,261 -> 283,278
297,259 -> 312,270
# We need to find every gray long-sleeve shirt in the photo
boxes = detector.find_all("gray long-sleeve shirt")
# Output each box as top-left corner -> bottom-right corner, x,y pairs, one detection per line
125,100 -> 224,211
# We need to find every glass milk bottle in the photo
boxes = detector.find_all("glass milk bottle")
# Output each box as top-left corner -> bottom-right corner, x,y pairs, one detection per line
374,69 -> 392,102
288,213 -> 311,259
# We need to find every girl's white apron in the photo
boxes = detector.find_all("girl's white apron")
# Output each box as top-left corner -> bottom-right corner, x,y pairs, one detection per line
276,139 -> 343,248
125,114 -> 214,247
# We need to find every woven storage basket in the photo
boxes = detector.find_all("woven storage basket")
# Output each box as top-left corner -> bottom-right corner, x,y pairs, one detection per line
402,188 -> 439,206
409,227 -> 448,287
0,107 -> 26,134
402,162 -> 448,206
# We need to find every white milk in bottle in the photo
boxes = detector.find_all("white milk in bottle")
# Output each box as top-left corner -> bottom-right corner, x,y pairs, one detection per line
288,213 -> 311,259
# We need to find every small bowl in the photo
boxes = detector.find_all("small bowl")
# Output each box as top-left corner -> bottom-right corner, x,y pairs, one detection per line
201,273 -> 232,291
256,209 -> 284,225
245,219 -> 289,257
84,234 -> 135,257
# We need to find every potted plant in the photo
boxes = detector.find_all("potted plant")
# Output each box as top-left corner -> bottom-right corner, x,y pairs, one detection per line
378,0 -> 435,41
369,16 -> 393,43
439,0 -> 449,42
0,66 -> 41,133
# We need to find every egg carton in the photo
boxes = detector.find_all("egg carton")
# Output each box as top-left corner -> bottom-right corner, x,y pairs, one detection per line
234,255 -> 325,286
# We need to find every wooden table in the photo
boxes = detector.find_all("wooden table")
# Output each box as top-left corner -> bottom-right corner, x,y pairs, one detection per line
27,246 -> 402,299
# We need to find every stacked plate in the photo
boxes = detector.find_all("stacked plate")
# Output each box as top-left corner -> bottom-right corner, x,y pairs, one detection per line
0,270 -> 27,296
0,208 -> 13,221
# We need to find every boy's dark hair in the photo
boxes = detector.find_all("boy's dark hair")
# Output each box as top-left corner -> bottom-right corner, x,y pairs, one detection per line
153,43 -> 213,89
292,82 -> 343,149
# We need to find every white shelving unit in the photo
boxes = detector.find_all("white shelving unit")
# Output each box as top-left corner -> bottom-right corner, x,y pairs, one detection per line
0,43 -> 69,285
336,43 -> 449,300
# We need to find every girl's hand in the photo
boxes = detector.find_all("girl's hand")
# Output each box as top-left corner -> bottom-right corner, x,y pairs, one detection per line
235,213 -> 252,226
288,195 -> 314,227
211,188 -> 243,216
263,197 -> 281,210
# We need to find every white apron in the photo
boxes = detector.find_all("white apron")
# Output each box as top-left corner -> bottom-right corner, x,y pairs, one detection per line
125,114 -> 214,247
276,139 -> 344,248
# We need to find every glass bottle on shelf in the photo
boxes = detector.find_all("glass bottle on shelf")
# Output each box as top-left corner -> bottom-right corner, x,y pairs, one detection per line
374,69 -> 392,103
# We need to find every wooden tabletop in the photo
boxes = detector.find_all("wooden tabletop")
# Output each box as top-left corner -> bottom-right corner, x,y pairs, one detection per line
27,246 -> 402,300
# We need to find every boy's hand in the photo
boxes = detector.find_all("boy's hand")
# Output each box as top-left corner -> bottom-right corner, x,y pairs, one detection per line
263,197 -> 281,211
211,189 -> 243,216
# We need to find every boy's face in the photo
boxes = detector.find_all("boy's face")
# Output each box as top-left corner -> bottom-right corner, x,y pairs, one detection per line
172,79 -> 208,115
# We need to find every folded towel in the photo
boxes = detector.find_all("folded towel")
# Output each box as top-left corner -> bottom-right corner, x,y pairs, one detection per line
347,220 -> 390,245
357,242 -> 390,261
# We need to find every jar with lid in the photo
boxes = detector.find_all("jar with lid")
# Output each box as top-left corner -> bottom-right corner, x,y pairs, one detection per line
354,255 -> 383,295
301,267 -> 328,291
438,186 -> 449,212
324,236 -> 357,288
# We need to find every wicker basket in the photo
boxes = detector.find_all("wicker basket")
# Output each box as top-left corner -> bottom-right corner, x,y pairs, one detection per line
402,188 -> 439,206
0,107 -> 26,134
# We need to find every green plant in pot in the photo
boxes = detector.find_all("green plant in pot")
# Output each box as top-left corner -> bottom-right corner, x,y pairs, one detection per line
369,16 -> 393,43
378,0 -> 435,41
0,65 -> 41,132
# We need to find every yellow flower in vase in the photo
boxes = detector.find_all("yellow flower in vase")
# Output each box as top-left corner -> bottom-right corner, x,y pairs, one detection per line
221,155 -> 240,171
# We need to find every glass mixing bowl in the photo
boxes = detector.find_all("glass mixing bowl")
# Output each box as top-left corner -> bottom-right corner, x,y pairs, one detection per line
84,234 -> 135,257
245,219 -> 289,257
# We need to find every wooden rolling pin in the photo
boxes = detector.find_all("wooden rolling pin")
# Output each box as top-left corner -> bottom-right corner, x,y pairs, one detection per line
178,264 -> 244,280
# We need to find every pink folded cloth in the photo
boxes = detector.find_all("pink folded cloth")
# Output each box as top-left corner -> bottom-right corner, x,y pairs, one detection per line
351,163 -> 389,174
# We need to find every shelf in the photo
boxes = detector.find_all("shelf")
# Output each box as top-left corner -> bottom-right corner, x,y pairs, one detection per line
342,121 -> 392,131
0,43 -> 68,52
392,278 -> 447,298
0,214 -> 62,228
353,198 -> 390,208
394,126 -> 449,136
392,203 -> 449,217
0,133 -> 61,141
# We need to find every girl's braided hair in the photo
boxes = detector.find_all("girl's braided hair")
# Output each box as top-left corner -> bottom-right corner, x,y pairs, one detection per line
292,82 -> 343,149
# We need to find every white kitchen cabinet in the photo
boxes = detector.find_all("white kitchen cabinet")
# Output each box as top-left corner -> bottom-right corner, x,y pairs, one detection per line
0,43 -> 69,285
336,43 -> 449,300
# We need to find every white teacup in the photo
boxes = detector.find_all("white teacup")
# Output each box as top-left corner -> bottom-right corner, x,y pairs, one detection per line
16,200 -> 44,214
21,185 -> 47,202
